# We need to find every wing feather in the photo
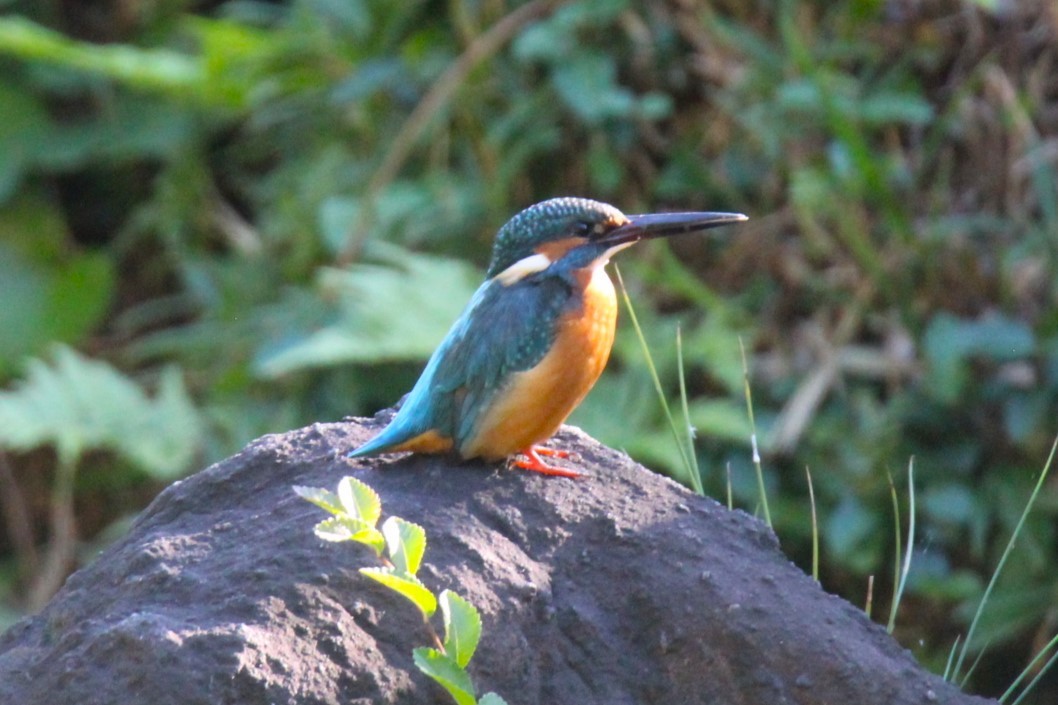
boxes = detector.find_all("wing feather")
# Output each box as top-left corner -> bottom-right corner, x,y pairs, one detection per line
355,271 -> 574,456
425,275 -> 570,447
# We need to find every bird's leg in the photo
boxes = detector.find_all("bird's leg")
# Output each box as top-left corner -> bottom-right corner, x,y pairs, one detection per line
512,446 -> 581,478
532,446 -> 571,459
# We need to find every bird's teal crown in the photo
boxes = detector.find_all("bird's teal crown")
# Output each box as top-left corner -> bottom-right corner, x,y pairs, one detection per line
485,197 -> 626,279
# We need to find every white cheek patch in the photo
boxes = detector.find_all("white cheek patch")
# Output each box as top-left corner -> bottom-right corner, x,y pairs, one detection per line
494,252 -> 553,286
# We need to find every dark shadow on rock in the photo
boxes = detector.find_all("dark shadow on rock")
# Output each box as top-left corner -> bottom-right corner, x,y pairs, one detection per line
0,419 -> 994,705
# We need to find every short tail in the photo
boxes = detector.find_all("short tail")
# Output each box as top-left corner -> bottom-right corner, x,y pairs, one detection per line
348,411 -> 454,458
347,420 -> 414,458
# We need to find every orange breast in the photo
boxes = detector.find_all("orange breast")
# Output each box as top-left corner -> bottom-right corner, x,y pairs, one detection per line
387,429 -> 455,455
462,264 -> 618,461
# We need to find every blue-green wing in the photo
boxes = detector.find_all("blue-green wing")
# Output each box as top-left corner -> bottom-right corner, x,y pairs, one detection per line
349,272 -> 573,457
435,275 -> 571,446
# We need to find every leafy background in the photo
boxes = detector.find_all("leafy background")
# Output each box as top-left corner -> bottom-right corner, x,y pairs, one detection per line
1,0 -> 1056,699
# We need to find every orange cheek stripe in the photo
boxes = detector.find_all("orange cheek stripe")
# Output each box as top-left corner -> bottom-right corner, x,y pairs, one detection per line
535,237 -> 583,261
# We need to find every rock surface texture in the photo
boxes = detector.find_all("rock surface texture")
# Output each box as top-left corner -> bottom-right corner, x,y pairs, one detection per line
0,417 -> 994,705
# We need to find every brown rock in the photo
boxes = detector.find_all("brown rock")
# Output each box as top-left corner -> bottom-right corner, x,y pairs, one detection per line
0,418 -> 993,705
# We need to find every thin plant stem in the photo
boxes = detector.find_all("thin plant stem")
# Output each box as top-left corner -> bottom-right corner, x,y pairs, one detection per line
886,471 -> 902,626
675,326 -> 704,495
0,451 -> 38,580
725,462 -> 733,510
865,575 -> 874,619
426,622 -> 445,653
961,640 -> 990,689
952,433 -> 1058,682
738,337 -> 771,527
805,465 -> 819,582
614,267 -> 699,492
29,457 -> 77,610
1004,633 -> 1058,705
943,635 -> 962,681
887,458 -> 915,634
1002,635 -> 1057,702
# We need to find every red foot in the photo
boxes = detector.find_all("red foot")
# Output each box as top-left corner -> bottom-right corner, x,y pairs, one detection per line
512,446 -> 582,479
532,446 -> 571,460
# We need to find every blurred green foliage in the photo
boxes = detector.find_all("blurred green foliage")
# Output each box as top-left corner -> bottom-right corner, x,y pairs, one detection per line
0,0 -> 1056,697
0,345 -> 199,473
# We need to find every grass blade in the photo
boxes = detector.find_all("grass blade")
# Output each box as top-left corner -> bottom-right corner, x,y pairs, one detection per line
1005,633 -> 1058,705
805,465 -> 819,582
725,462 -> 733,510
675,326 -> 704,494
738,337 -> 771,527
960,639 -> 991,689
887,458 -> 915,634
952,433 -> 1058,681
614,266 -> 700,494
943,635 -> 962,681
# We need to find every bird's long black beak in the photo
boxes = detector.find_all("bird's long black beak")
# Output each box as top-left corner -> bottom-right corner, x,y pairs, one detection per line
599,211 -> 748,247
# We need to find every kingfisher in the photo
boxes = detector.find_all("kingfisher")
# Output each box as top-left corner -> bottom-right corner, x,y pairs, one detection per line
349,197 -> 747,477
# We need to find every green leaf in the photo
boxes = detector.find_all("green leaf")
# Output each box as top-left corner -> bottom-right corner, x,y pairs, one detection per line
0,16 -> 205,98
184,16 -> 270,107
0,345 -> 200,476
42,96 -> 197,168
478,694 -> 509,705
317,196 -> 361,254
586,141 -> 624,195
41,253 -> 114,345
951,312 -> 1034,358
317,186 -> 432,256
440,590 -> 482,669
252,248 -> 480,376
412,647 -> 476,705
685,316 -> 746,394
313,516 -> 385,553
825,495 -> 883,574
296,479 -> 383,551
337,476 -> 382,525
0,242 -> 51,372
360,567 -> 437,617
511,0 -> 628,62
381,516 -> 426,576
0,81 -> 50,199
1003,392 -> 1048,443
922,484 -> 978,526
293,485 -> 344,516
859,90 -> 934,126
552,52 -> 634,125
923,313 -> 1036,403
686,399 -> 753,443
911,568 -> 982,602
0,194 -> 115,374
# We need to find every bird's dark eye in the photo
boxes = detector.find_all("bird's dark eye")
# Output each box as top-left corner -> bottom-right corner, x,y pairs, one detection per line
572,221 -> 592,238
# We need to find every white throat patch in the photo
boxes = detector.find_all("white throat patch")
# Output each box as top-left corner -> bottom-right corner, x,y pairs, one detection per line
596,241 -> 635,268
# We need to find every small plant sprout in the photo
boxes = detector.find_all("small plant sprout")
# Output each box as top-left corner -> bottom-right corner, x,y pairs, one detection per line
295,477 -> 507,705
